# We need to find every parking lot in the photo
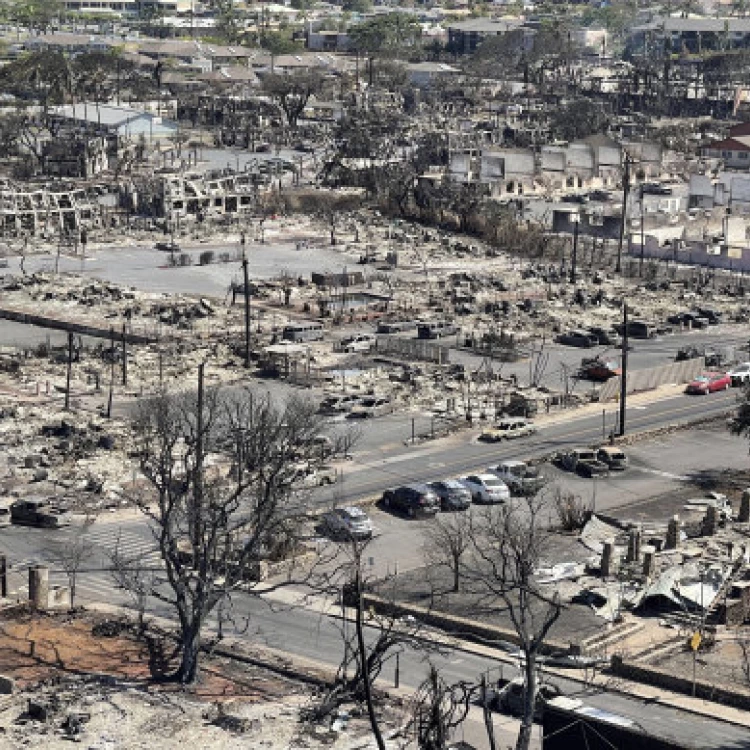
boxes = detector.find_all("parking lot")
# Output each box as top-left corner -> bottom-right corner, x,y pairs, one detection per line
336,421 -> 750,578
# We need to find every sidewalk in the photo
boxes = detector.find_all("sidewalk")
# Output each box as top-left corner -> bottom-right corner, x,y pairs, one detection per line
258,585 -> 750,731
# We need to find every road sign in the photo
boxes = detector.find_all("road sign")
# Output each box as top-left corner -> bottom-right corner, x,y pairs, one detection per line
690,631 -> 702,651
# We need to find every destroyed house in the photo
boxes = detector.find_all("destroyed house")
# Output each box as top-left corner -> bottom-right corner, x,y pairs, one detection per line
311,271 -> 365,288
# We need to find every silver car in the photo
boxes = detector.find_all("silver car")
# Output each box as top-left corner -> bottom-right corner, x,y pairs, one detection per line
321,507 -> 373,540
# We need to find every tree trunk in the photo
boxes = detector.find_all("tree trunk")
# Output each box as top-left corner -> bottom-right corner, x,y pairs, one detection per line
515,654 -> 537,750
452,560 -> 460,593
176,623 -> 202,684
355,570 -> 385,750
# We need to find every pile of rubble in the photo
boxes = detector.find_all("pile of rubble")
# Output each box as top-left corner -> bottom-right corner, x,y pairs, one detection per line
0,404 -> 133,512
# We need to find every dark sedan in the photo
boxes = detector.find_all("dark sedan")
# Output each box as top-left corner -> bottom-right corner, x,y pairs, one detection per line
429,480 -> 472,511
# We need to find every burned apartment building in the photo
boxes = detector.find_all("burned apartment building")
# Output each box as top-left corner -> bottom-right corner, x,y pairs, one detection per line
127,167 -> 263,224
0,180 -> 104,238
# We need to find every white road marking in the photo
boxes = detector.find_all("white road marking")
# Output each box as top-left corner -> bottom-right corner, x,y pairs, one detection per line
631,467 -> 689,481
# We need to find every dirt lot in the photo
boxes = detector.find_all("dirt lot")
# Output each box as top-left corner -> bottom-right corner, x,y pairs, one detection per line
0,607 -> 395,749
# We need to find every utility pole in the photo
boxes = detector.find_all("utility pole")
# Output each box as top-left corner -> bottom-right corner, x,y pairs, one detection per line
570,213 -> 580,284
618,304 -> 628,437
121,324 -> 128,387
242,253 -> 251,368
64,331 -> 73,411
616,155 -> 631,274
106,327 -> 115,419
639,184 -> 646,277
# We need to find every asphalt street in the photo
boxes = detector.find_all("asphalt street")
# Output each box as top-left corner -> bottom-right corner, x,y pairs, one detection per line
1,390 -> 749,747
323,387 -> 739,505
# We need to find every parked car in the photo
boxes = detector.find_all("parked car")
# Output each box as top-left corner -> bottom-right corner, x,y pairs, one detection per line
460,474 -> 510,504
729,362 -> 750,386
596,446 -> 628,471
555,330 -> 598,348
320,507 -> 373,540
10,498 -> 70,528
154,241 -> 181,253
667,311 -> 709,329
479,417 -> 536,442
376,320 -> 417,334
556,449 -> 609,478
291,464 -> 338,487
481,677 -> 562,719
417,321 -> 458,339
585,326 -> 622,347
348,397 -> 393,418
429,480 -> 472,511
588,189 -> 612,202
341,333 -> 376,353
685,372 -> 731,395
577,357 -> 621,381
617,320 -> 657,339
318,394 -> 361,414
491,461 -> 545,496
381,484 -> 440,518
696,307 -> 722,325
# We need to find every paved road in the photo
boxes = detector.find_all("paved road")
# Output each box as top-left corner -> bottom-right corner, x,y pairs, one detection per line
8,550 -> 743,750
326,387 -> 738,505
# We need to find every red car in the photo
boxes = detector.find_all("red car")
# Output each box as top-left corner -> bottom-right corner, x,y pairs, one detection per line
685,372 -> 731,395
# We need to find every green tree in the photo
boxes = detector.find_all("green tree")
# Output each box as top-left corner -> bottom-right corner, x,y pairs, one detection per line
9,0 -> 63,32
260,29 -> 304,55
262,69 -> 323,127
349,12 -> 421,58
214,0 -> 244,44
343,0 -> 371,12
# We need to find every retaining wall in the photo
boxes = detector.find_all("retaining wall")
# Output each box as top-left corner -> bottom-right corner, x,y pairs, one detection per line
610,654 -> 750,711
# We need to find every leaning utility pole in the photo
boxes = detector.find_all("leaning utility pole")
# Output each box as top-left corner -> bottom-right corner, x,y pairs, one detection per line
242,254 -> 251,368
616,155 -> 631,274
618,304 -> 628,437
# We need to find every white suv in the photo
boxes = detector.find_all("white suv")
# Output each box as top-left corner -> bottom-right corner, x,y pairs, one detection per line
460,474 -> 510,504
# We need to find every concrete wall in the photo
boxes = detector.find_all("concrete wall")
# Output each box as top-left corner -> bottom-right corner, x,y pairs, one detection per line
598,357 -> 704,401
611,654 -> 750,711
362,592 -> 572,654
634,238 -> 750,271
